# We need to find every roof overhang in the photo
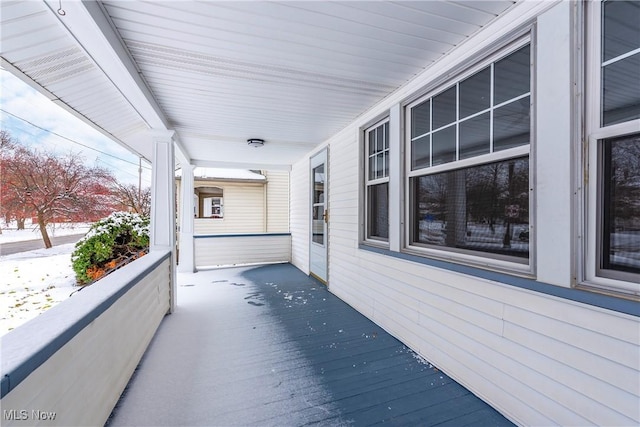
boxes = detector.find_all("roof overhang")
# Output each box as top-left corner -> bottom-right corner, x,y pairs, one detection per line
1,0 -> 518,170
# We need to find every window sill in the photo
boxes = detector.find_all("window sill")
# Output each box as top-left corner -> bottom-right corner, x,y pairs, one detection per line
404,244 -> 532,277
362,238 -> 389,250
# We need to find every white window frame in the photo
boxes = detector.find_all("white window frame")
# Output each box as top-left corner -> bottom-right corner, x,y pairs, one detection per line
364,118 -> 390,245
404,36 -> 534,275
583,0 -> 640,296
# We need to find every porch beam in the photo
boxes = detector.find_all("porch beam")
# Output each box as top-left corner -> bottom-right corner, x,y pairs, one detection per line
150,130 -> 177,312
193,159 -> 292,172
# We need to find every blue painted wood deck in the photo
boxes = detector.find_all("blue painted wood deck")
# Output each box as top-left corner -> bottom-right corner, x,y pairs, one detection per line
107,263 -> 514,426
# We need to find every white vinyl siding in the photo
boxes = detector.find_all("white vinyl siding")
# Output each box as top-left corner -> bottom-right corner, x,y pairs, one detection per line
290,158 -> 310,274
177,172 -> 290,236
330,250 -> 639,426
287,2 -> 640,425
194,182 -> 264,235
265,170 -> 290,233
195,235 -> 291,268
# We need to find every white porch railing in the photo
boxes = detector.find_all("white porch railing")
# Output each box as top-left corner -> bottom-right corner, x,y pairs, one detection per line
0,251 -> 171,427
194,233 -> 291,269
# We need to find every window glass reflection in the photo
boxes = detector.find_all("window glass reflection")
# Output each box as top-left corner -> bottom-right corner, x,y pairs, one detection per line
493,97 -> 530,151
460,113 -> 490,159
494,45 -> 530,105
412,101 -> 430,138
602,133 -> 640,274
368,183 -> 389,240
432,86 -> 457,130
432,125 -> 456,166
412,135 -> 430,170
602,0 -> 640,62
602,53 -> 640,126
459,67 -> 490,119
413,157 -> 529,259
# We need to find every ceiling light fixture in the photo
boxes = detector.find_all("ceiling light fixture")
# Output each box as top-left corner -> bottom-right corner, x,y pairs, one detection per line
247,138 -> 265,148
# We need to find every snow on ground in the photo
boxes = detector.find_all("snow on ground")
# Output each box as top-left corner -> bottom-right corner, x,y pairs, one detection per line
0,222 -> 92,244
0,243 -> 81,336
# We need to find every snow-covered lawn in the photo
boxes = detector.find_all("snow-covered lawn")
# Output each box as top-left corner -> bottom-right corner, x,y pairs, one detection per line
0,223 -> 91,336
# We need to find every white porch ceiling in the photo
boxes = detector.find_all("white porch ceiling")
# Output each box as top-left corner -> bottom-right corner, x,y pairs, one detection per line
1,0 -> 516,169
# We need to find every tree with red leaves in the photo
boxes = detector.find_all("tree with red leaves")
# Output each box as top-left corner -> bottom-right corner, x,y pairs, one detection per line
1,132 -> 115,248
110,182 -> 151,217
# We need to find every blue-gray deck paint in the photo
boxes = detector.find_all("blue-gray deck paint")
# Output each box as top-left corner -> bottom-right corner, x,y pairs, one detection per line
106,264 -> 514,426
0,251 -> 171,398
360,245 -> 639,317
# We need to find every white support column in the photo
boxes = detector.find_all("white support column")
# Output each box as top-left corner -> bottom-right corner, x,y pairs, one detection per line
179,164 -> 195,273
150,130 -> 177,312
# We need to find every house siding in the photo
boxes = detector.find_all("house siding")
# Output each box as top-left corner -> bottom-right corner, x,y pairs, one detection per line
290,157 -> 310,274
194,234 -> 291,268
265,170 -> 290,233
289,2 -> 640,425
194,182 -> 265,234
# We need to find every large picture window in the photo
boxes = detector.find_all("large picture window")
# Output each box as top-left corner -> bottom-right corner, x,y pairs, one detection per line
587,0 -> 640,292
412,157 -> 529,260
407,41 -> 531,267
365,119 -> 390,242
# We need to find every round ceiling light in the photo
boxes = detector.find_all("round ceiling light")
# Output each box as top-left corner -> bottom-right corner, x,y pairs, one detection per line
247,138 -> 265,147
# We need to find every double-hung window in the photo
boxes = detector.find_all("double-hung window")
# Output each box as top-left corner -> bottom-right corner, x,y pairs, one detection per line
407,40 -> 532,271
365,119 -> 390,243
586,0 -> 639,295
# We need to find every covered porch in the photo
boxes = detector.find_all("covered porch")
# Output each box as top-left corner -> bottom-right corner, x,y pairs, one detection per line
4,1 -> 638,426
106,263 -> 512,427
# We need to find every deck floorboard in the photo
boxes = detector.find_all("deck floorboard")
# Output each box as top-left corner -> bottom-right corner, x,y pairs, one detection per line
106,263 -> 514,426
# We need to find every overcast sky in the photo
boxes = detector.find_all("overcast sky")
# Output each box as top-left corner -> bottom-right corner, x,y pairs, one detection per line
0,68 -> 151,187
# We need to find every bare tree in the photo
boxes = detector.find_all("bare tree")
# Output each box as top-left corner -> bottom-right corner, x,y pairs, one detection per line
1,134 -> 115,248
110,182 -> 151,217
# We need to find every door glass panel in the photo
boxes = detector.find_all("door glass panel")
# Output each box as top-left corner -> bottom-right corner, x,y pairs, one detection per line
312,164 -> 325,245
313,165 -> 324,204
312,206 -> 324,244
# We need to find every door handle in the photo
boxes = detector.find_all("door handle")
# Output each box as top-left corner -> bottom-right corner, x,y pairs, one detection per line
323,209 -> 329,224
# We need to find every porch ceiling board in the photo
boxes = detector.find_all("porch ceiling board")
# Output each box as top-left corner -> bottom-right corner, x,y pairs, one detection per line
102,0 -> 515,167
2,0 -> 516,169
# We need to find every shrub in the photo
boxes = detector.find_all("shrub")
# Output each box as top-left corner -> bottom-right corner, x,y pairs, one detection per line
72,212 -> 150,285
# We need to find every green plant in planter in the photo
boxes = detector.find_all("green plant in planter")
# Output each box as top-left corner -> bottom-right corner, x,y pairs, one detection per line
72,212 -> 150,285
